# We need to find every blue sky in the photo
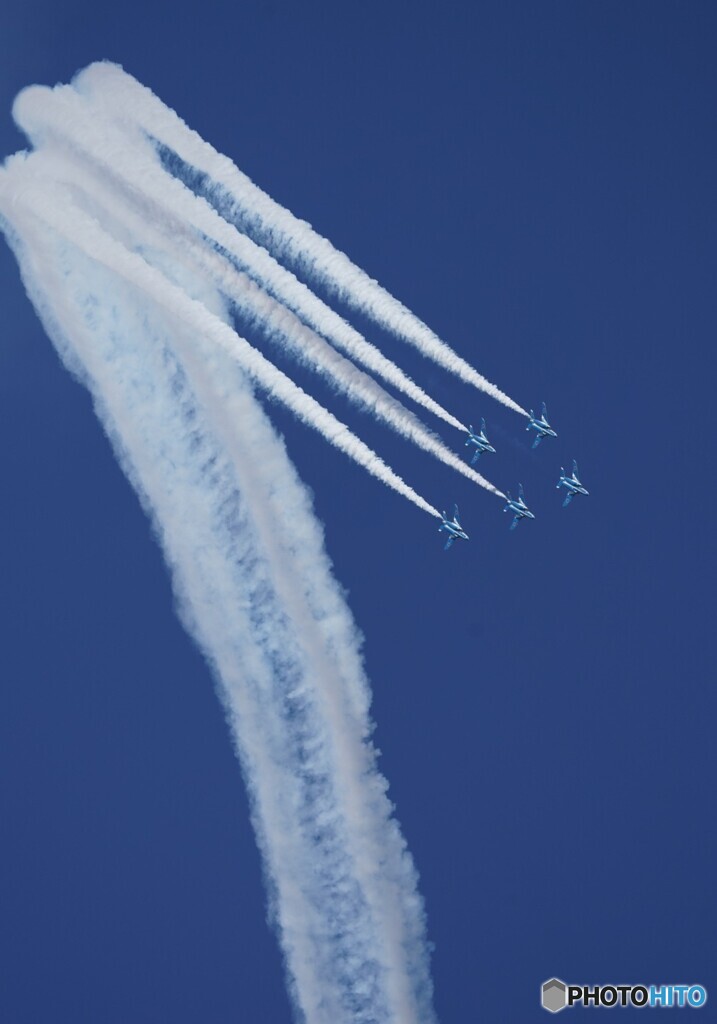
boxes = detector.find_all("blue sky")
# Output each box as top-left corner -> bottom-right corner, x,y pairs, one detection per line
1,2 -> 715,1021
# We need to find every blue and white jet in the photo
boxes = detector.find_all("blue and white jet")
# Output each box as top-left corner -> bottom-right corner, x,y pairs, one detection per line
557,460 -> 589,507
439,504 -> 469,550
526,402 -> 557,448
503,484 -> 535,530
465,419 -> 496,465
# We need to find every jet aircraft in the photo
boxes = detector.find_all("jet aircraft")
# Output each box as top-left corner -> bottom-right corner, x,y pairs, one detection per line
527,403 -> 557,448
439,505 -> 469,550
465,419 -> 496,464
503,484 -> 535,530
557,460 -> 589,507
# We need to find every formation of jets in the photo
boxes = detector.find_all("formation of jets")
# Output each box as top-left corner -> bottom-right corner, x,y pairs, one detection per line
439,403 -> 589,550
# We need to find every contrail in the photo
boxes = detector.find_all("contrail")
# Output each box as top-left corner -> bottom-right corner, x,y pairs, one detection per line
14,80 -> 468,434
73,61 -> 528,417
12,85 -> 504,498
173,231 -> 504,497
0,59 -> 531,1022
0,162 -> 437,1021
1,164 -> 441,520
216,263 -> 505,498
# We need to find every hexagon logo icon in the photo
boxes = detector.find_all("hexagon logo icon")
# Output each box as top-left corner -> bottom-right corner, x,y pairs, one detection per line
542,978 -> 567,1013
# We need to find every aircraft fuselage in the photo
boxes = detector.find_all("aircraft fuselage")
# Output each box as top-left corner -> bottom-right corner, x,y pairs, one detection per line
469,436 -> 495,453
442,522 -> 468,541
559,477 -> 588,497
465,426 -> 496,460
530,421 -> 557,438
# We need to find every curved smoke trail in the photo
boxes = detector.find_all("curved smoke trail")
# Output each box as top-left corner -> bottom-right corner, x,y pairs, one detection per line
0,62 -> 524,1024
0,174 -> 437,1024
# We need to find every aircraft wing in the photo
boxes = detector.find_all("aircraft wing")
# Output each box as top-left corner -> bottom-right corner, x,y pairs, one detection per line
572,459 -> 579,477
509,516 -> 520,531
532,434 -> 543,449
562,491 -> 574,507
444,534 -> 455,551
470,449 -> 481,465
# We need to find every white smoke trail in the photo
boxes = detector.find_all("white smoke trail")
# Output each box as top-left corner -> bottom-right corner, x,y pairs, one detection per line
14,80 -> 468,434
1,56 -> 531,1020
217,264 -> 505,498
24,138 -> 503,500
0,170 -> 436,1023
72,61 -> 528,417
0,163 -> 441,520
